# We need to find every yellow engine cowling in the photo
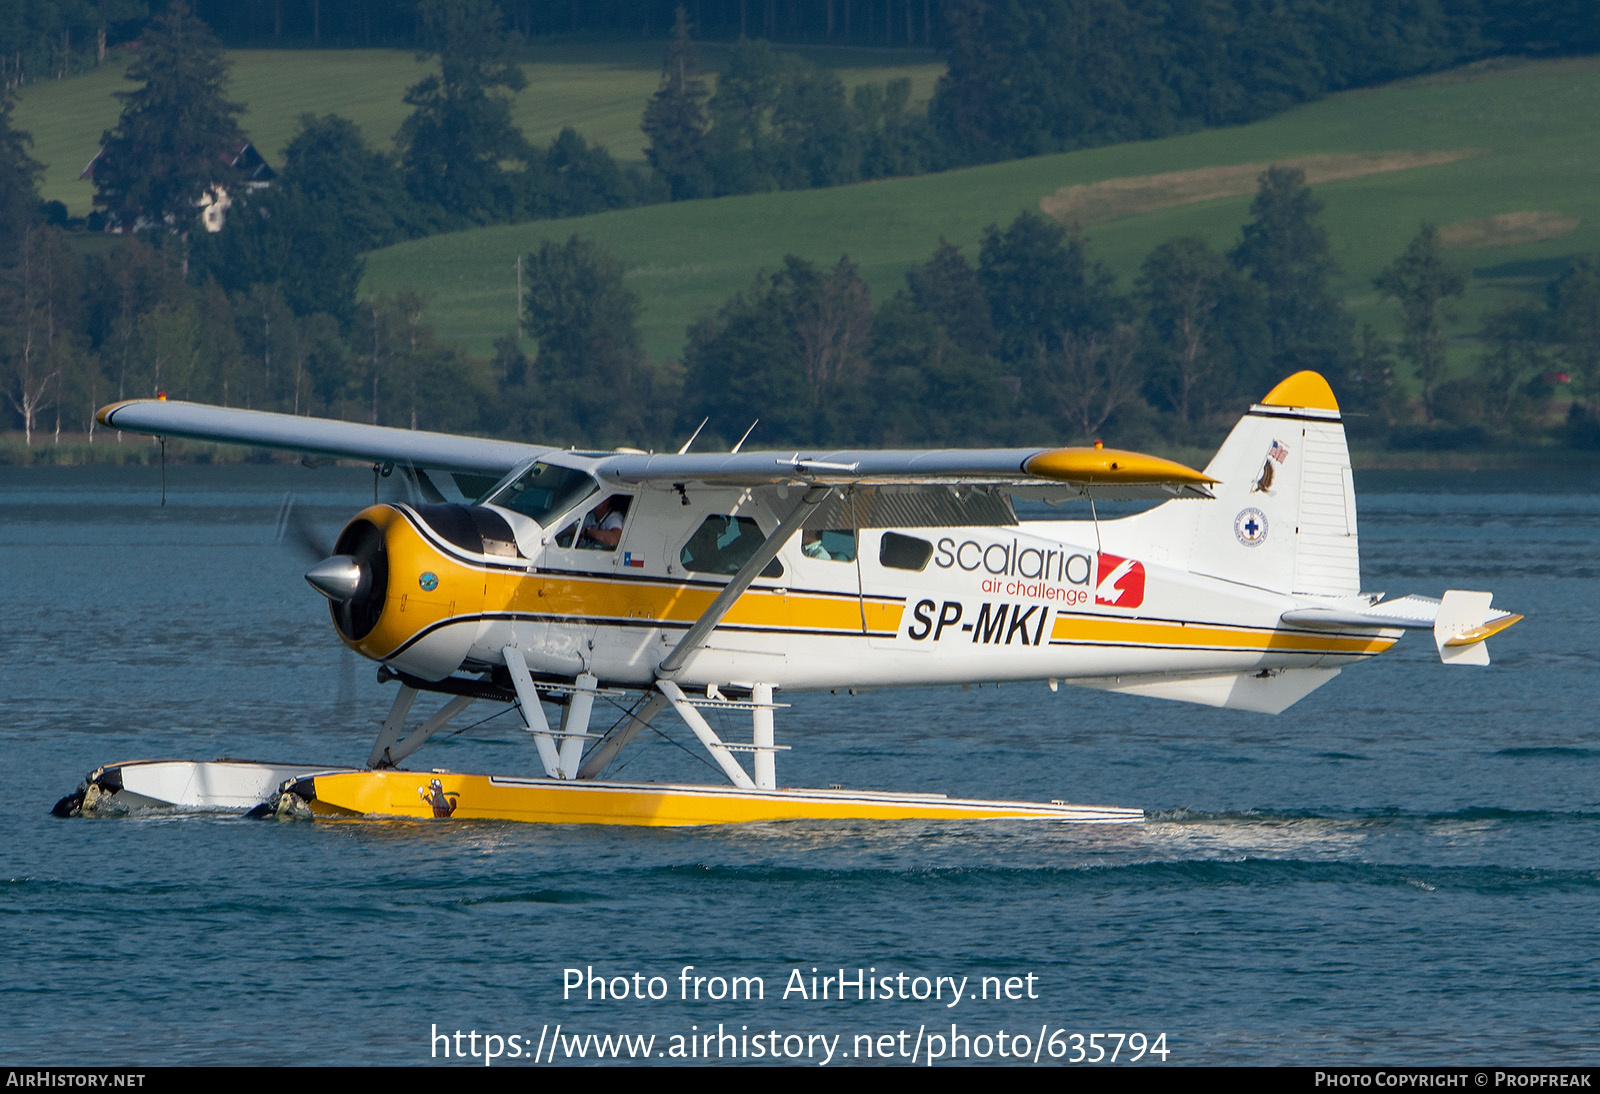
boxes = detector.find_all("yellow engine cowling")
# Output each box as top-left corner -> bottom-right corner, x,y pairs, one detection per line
322,503 -> 509,681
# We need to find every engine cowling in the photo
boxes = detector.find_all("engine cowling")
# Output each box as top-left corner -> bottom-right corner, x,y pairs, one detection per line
305,503 -> 520,681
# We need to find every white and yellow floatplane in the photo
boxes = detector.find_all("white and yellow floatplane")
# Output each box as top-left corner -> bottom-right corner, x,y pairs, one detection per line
57,372 -> 1518,826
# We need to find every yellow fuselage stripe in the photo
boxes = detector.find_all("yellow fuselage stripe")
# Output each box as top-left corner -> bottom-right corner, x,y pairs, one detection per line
355,506 -> 1395,663
1049,615 -> 1397,656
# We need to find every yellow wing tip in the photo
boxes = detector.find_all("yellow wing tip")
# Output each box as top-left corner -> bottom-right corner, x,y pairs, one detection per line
1025,447 -> 1216,486
1261,371 -> 1339,412
95,399 -> 144,428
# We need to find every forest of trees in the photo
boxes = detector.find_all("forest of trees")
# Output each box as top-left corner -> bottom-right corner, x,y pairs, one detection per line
2,1 -> 1600,458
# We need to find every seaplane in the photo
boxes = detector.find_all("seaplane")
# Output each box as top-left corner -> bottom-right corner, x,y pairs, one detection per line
56,370 -> 1519,826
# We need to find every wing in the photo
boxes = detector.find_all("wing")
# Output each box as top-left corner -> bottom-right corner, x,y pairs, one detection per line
599,446 -> 1212,496
98,399 -> 1214,524
598,446 -> 1213,528
97,399 -> 545,477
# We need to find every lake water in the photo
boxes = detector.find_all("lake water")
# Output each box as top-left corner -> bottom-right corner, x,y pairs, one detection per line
1,463 -> 1594,1066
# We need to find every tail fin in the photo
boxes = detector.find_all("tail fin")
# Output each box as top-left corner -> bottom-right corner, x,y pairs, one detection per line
1108,371 -> 1360,598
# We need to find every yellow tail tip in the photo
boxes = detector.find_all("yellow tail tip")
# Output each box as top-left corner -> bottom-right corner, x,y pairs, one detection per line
1261,371 -> 1339,412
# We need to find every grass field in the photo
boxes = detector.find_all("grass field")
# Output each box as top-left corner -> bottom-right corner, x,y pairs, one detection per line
12,41 -> 944,217
355,54 -> 1600,372
15,43 -> 1598,390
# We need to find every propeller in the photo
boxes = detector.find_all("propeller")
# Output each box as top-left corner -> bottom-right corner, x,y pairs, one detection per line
277,493 -> 386,638
275,494 -> 331,562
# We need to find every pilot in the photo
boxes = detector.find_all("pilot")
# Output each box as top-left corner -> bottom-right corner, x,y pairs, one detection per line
578,495 -> 629,549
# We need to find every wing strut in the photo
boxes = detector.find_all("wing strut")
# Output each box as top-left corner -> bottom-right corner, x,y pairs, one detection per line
656,485 -> 832,680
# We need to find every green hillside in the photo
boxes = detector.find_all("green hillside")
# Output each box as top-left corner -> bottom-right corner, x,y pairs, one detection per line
11,42 -> 943,217
360,55 -> 1600,368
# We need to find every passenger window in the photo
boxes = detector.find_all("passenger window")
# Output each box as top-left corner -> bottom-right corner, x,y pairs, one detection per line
801,529 -> 858,563
880,532 -> 933,571
681,515 -> 784,578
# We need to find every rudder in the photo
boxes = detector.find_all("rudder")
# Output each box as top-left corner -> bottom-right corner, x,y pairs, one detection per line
1106,371 -> 1360,598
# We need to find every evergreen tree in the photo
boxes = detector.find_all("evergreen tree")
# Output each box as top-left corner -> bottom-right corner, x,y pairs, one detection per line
1229,166 -> 1352,387
1373,223 -> 1466,422
642,6 -> 711,201
399,0 -> 528,224
92,2 -> 244,235
0,95 -> 42,254
905,239 -> 996,357
521,235 -> 645,445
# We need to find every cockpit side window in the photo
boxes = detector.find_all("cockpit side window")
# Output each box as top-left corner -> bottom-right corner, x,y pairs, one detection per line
488,462 -> 598,527
680,515 -> 784,578
577,495 -> 631,551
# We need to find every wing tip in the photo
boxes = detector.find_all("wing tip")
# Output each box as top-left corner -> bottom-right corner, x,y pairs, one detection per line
1023,446 -> 1216,487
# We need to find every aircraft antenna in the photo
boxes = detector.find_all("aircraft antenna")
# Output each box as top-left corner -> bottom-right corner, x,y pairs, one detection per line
731,420 -> 760,454
677,418 -> 708,455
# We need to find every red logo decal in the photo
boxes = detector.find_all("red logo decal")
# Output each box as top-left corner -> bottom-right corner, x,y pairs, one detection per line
1095,552 -> 1146,609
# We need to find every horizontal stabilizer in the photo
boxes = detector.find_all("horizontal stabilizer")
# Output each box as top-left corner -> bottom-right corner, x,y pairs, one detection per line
1282,593 -> 1442,630
1070,667 -> 1341,715
1433,590 -> 1521,666
1283,590 -> 1521,666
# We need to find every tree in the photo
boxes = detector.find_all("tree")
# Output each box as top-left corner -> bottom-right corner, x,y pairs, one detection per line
1230,166 -> 1352,386
865,295 -> 1008,446
705,38 -> 787,195
905,239 -> 995,356
1549,255 -> 1600,398
399,0 -> 528,224
682,280 -> 809,445
1373,223 -> 1466,422
1477,303 -> 1548,426
0,94 -> 42,254
0,226 -> 78,443
522,235 -> 645,445
779,255 -> 873,414
978,210 -> 1115,372
642,6 -> 711,201
280,114 -> 413,252
1138,236 -> 1263,424
1043,323 -> 1145,442
92,2 -> 244,235
191,114 -> 408,323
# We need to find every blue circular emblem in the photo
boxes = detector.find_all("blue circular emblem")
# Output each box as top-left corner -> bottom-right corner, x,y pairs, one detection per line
418,571 -> 439,592
1234,508 -> 1268,547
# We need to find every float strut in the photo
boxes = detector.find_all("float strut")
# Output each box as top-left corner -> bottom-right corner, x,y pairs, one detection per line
752,683 -> 776,790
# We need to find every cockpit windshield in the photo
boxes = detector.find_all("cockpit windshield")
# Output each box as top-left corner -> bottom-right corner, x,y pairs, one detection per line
487,462 -> 599,528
